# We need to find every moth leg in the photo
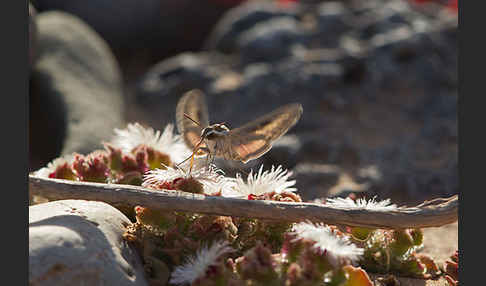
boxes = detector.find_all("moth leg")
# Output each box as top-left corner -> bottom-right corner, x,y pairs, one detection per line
200,147 -> 211,167
208,147 -> 217,166
189,139 -> 206,173
189,152 -> 197,173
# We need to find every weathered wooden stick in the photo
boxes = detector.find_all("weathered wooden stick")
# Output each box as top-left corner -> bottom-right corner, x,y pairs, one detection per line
29,174 -> 458,229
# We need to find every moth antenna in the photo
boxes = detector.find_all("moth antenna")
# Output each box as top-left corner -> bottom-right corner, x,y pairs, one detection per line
184,113 -> 202,127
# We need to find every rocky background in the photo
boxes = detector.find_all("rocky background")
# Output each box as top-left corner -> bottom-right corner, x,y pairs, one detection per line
29,0 -> 458,285
29,0 -> 457,205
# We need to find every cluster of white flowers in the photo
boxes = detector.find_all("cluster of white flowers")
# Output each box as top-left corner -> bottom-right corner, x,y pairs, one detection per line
110,123 -> 191,164
142,162 -> 235,195
169,241 -> 233,285
291,221 -> 364,266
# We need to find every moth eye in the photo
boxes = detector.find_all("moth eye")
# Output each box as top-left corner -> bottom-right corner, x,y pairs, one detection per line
201,128 -> 210,137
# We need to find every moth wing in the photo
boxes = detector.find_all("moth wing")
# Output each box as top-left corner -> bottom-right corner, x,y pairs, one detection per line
228,103 -> 303,163
175,89 -> 210,151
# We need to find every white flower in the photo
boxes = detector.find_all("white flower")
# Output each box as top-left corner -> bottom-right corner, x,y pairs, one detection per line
325,196 -> 398,212
291,222 -> 364,266
110,123 -> 191,164
142,165 -> 186,188
233,165 -> 297,196
34,154 -> 75,178
170,241 -> 233,285
142,163 -> 235,195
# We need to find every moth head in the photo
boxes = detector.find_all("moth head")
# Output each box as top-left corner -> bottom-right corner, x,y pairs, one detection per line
201,123 -> 230,140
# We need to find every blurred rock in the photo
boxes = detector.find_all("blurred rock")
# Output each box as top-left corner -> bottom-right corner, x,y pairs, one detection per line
205,0 -> 300,53
236,17 -> 307,63
292,163 -> 342,200
33,0 -> 247,81
29,200 -> 148,286
311,1 -> 353,48
29,11 -> 124,170
130,0 -> 457,203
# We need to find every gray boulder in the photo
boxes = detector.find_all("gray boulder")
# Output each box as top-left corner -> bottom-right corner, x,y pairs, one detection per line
29,200 -> 148,286
29,11 -> 124,170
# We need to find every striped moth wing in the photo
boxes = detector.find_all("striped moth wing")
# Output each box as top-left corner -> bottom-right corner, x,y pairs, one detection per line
175,89 -> 210,154
227,103 -> 303,163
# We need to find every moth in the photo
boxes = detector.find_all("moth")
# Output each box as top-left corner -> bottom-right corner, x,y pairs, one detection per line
175,89 -> 303,170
